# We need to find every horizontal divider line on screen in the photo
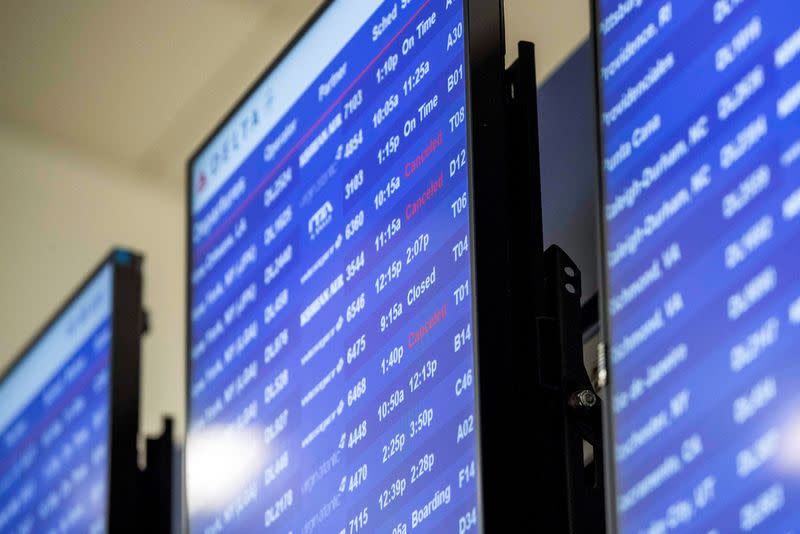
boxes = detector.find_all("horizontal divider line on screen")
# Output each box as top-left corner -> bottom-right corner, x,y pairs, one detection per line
193,0 -> 433,261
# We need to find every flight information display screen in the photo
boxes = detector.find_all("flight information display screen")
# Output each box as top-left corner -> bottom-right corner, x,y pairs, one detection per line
0,264 -> 113,534
187,0 -> 480,532
596,0 -> 800,531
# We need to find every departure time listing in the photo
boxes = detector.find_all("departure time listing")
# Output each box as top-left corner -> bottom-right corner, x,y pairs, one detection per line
0,268 -> 113,534
188,1 -> 480,532
598,0 -> 800,532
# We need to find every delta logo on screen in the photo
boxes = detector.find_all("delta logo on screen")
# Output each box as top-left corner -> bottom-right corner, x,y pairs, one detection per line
197,107 -> 262,198
196,174 -> 207,194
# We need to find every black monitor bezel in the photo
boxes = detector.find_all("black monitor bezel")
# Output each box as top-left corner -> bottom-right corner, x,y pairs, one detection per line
589,1 -> 638,531
0,249 -> 143,533
185,0 -> 513,531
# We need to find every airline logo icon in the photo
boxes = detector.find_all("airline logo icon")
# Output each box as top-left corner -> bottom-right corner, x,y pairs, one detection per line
196,174 -> 207,194
308,201 -> 334,240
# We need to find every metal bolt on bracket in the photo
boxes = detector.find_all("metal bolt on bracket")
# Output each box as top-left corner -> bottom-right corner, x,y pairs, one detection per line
571,389 -> 597,409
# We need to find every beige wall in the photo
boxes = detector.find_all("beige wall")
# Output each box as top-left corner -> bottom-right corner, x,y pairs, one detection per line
0,124 -> 185,439
0,0 -> 592,444
505,0 -> 591,79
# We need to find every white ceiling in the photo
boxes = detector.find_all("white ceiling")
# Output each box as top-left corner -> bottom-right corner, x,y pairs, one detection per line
0,0 -> 590,188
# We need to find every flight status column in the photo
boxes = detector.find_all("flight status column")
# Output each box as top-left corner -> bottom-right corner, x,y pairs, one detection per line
188,1 -> 480,532
0,265 -> 113,534
598,0 -> 800,531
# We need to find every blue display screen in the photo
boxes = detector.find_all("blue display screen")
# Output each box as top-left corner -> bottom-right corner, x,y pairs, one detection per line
596,0 -> 800,531
187,1 -> 480,532
0,264 -> 113,533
